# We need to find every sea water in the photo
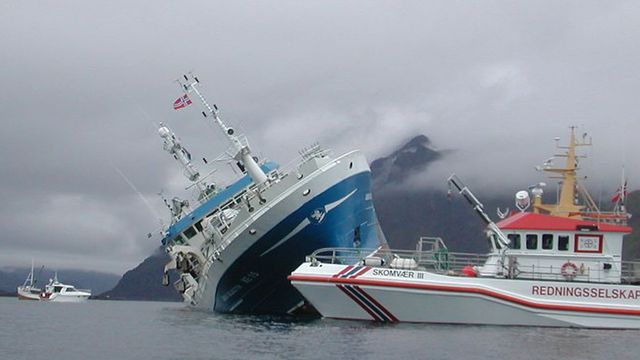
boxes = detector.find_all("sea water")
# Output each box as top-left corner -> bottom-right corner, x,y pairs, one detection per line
0,297 -> 637,360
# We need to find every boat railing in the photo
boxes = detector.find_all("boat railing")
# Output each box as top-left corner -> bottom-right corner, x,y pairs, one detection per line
276,146 -> 334,179
307,246 -> 488,273
307,246 -> 640,285
495,260 -> 640,284
621,260 -> 640,284
176,144 -> 335,240
579,211 -> 630,226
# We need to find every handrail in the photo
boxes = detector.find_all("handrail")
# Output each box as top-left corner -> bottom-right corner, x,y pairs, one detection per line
306,246 -> 640,285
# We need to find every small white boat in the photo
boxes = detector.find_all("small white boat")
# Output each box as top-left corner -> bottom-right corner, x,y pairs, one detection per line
17,260 -> 42,301
39,273 -> 91,303
290,129 -> 640,329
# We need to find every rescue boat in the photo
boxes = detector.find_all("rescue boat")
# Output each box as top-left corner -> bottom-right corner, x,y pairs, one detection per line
289,128 -> 640,328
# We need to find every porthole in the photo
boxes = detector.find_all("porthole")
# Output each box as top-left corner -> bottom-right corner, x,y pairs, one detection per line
302,189 -> 311,196
349,162 -> 353,169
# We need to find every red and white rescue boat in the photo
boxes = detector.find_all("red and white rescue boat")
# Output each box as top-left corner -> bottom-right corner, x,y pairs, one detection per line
290,129 -> 639,328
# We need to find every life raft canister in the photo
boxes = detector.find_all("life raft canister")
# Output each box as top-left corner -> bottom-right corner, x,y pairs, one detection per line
561,261 -> 578,280
461,265 -> 478,277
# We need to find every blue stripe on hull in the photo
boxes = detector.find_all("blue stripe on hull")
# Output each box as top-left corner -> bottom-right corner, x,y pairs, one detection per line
213,171 -> 382,314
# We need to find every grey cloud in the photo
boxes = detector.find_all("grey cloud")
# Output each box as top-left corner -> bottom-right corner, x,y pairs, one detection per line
1,1 -> 639,273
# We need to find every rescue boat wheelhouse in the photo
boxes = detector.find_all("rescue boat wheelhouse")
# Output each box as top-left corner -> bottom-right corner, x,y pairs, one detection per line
487,212 -> 632,284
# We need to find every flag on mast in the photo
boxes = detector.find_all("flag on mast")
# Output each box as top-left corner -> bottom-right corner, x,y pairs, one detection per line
611,180 -> 628,203
173,94 -> 192,110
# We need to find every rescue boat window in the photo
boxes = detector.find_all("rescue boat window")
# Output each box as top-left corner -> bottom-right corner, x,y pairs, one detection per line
183,226 -> 197,239
54,286 -> 63,293
558,235 -> 570,251
507,234 -> 521,249
526,234 -> 538,250
194,221 -> 203,232
542,234 -> 553,250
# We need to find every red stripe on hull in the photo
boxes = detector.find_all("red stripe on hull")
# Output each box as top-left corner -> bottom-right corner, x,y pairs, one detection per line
336,284 -> 383,321
332,265 -> 354,278
353,285 -> 399,322
351,267 -> 371,279
290,274 -> 640,316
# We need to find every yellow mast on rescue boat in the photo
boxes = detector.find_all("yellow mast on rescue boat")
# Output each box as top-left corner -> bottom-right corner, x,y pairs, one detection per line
533,126 -> 591,218
532,127 -> 629,224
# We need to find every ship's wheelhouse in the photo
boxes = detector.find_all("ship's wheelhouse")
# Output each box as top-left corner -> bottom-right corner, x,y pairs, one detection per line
489,212 -> 632,283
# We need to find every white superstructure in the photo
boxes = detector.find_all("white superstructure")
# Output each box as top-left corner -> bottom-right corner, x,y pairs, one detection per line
39,273 -> 91,303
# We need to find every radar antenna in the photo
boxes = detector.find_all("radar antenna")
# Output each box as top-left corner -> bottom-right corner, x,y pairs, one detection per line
158,123 -> 211,196
177,74 -> 268,185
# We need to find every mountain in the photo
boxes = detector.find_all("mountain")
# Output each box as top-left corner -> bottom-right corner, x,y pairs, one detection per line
0,268 -> 120,296
371,135 -> 507,252
97,248 -> 180,301
370,135 -> 442,186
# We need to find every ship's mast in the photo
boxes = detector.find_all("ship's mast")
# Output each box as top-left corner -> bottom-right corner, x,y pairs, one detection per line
158,123 -> 208,195
533,126 -> 591,218
23,259 -> 35,287
178,74 -> 268,185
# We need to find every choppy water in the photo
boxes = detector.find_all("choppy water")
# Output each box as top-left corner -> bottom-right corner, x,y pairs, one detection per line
1,297 -> 638,360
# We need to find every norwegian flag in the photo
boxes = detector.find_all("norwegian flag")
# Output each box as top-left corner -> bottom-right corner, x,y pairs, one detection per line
611,181 -> 628,203
173,94 -> 192,110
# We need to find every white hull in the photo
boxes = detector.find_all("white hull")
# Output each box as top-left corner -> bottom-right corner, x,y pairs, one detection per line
17,287 -> 41,301
290,263 -> 640,329
40,274 -> 91,303
42,293 -> 90,303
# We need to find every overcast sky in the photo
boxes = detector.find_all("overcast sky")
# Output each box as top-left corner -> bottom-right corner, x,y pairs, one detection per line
1,1 -> 639,274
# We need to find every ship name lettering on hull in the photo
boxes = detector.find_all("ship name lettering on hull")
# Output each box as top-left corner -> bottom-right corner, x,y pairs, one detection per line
372,269 -> 415,278
532,285 -> 640,299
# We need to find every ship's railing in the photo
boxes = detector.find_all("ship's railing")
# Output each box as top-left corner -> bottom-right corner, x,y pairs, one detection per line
579,211 -> 630,226
197,147 -> 336,257
276,146 -> 334,179
621,260 -> 640,283
176,143 -> 335,233
489,260 -> 640,284
307,245 -> 488,274
307,245 -> 640,285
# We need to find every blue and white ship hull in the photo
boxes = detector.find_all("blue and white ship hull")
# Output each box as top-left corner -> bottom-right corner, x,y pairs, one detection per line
162,149 -> 385,314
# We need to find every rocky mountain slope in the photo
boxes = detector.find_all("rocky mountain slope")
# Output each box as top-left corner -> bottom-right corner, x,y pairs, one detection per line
98,247 -> 179,301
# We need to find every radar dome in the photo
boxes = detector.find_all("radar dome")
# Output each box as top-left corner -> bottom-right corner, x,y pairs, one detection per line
158,127 -> 171,138
515,191 -> 530,212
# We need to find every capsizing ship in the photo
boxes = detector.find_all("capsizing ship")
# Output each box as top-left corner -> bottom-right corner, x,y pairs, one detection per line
290,128 -> 640,328
158,74 -> 386,314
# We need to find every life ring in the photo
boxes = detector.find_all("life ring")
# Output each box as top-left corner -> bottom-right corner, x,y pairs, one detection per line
561,262 -> 578,279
